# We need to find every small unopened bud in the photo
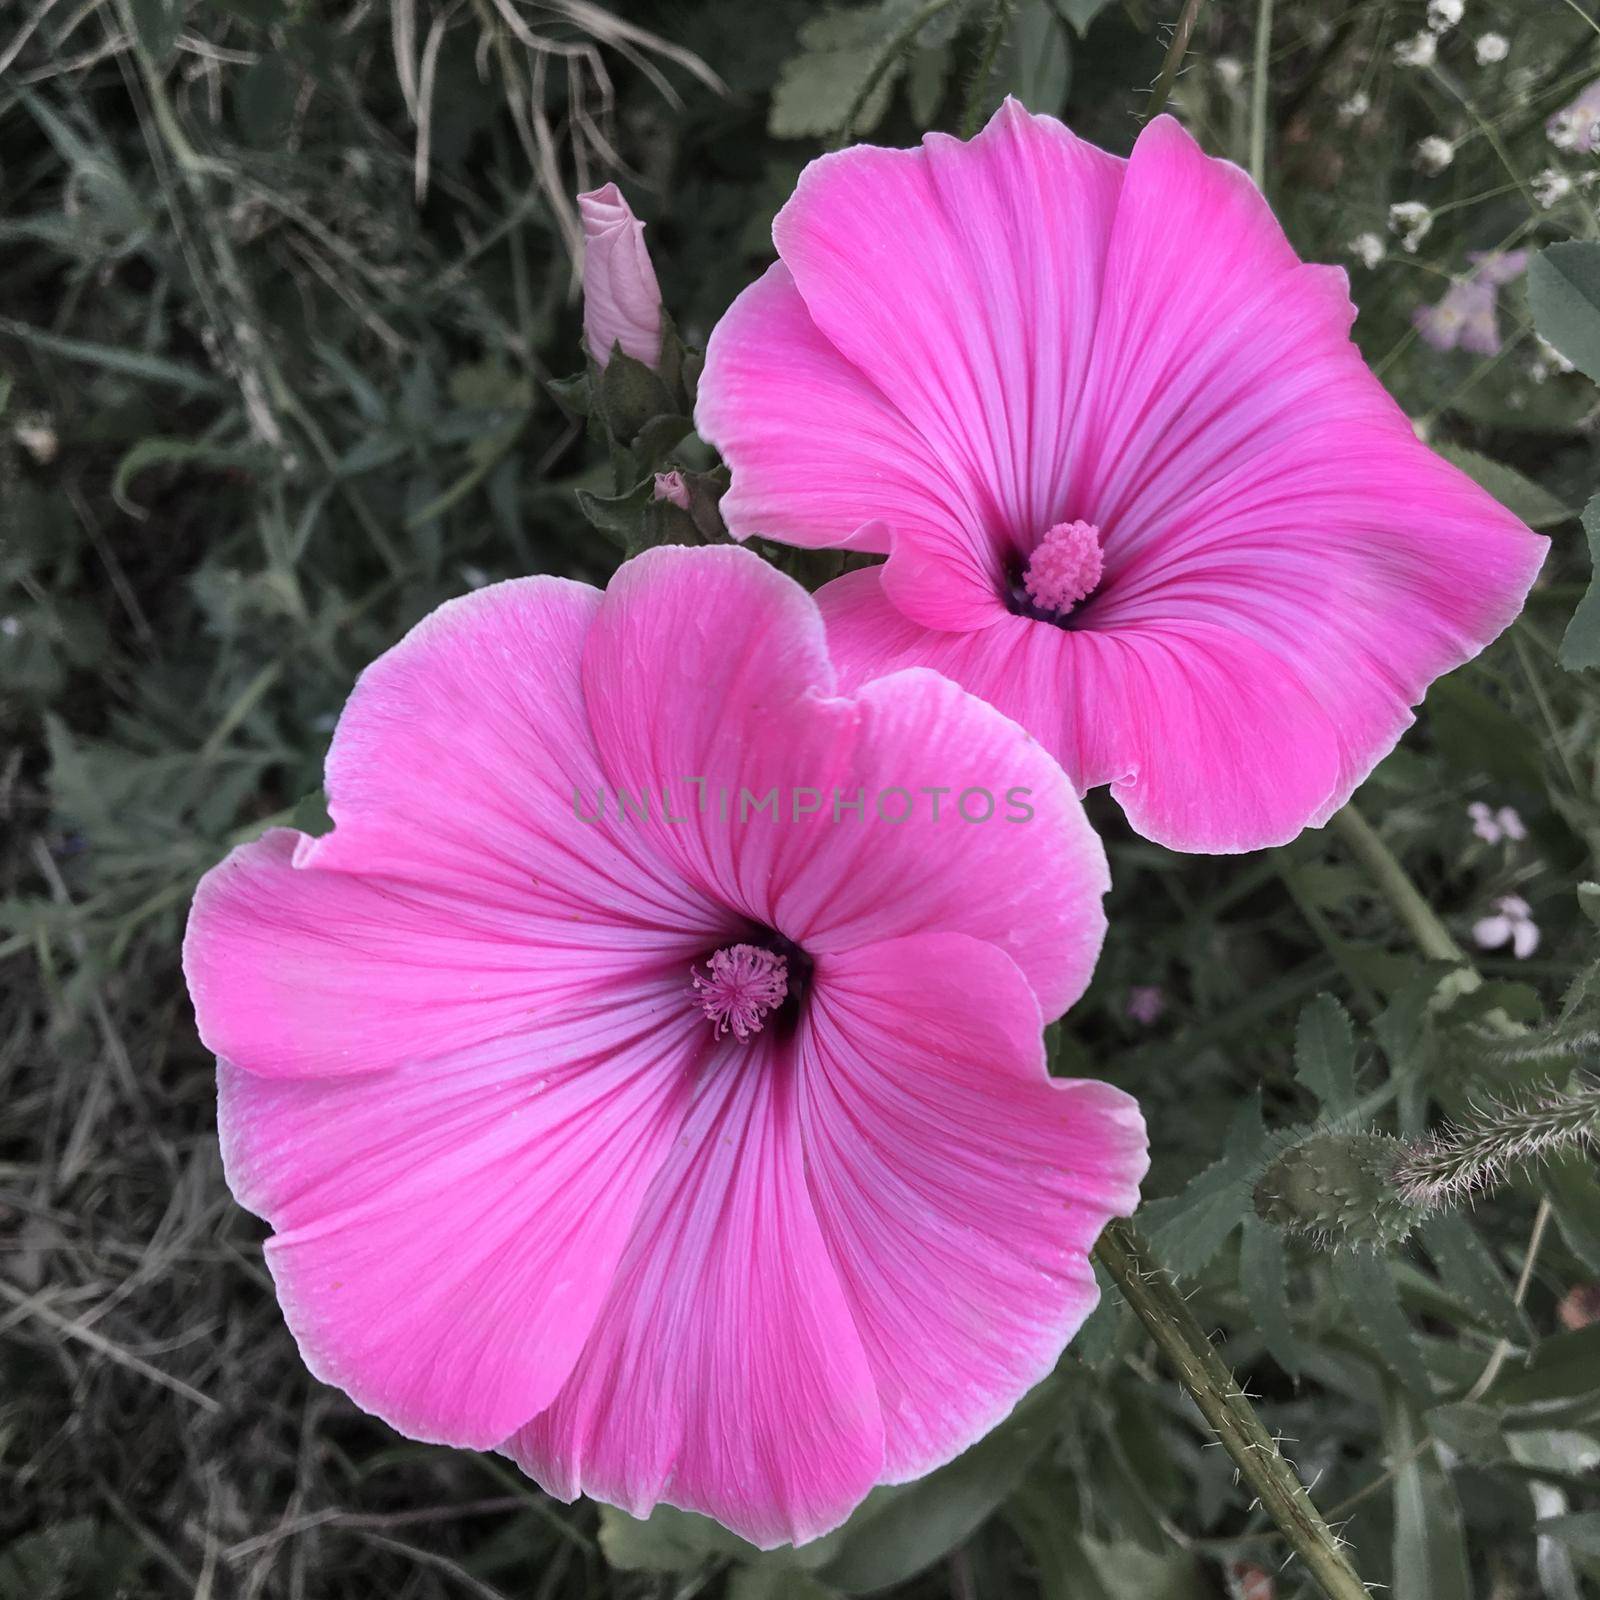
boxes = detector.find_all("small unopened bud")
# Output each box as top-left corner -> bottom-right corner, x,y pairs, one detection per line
1254,1132 -> 1426,1250
577,184 -> 663,370
653,470 -> 691,510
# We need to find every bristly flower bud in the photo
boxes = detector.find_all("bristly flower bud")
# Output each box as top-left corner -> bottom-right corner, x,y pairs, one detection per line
1253,1132 -> 1427,1250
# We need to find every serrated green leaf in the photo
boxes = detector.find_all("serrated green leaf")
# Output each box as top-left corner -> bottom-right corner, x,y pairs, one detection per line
1238,1216 -> 1301,1376
1528,242 -> 1600,385
769,4 -> 908,140
1422,1214 -> 1532,1346
1332,1250 -> 1433,1396
1295,994 -> 1360,1119
1560,495 -> 1600,671
1142,1092 -> 1266,1274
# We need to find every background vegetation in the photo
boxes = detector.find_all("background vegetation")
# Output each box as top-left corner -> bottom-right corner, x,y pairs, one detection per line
3,0 -> 1599,1596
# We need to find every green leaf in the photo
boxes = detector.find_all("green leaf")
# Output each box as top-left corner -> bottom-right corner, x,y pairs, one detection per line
1560,495 -> 1600,671
1004,1 -> 1072,116
596,349 -> 675,444
1142,1092 -> 1267,1273
1488,1324 -> 1600,1414
1533,1514 -> 1600,1556
596,1503 -> 751,1573
1426,676 -> 1544,791
1294,994 -> 1360,1119
769,5 -> 903,139
1332,1250 -> 1433,1395
1434,445 -> 1572,530
290,788 -> 333,838
729,1571 -> 842,1600
1238,1216 -> 1301,1376
0,315 -> 224,397
1421,1214 -> 1531,1346
1385,1389 -> 1473,1600
1528,242 -> 1600,385
1425,1401 -> 1509,1463
815,1384 -> 1056,1593
1054,0 -> 1113,34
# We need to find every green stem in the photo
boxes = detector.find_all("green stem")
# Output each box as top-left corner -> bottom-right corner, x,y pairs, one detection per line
1247,0 -> 1273,190
1328,804 -> 1467,967
1093,1220 -> 1368,1600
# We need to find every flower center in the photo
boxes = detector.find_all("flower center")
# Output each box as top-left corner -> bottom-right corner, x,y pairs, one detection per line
692,943 -> 791,1041
1012,520 -> 1103,622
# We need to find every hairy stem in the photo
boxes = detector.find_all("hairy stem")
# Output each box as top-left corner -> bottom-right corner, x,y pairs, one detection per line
1145,0 -> 1207,121
1392,1077 -> 1600,1209
1094,1219 -> 1368,1600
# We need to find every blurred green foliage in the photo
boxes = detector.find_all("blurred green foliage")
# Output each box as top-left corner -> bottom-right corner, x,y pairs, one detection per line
3,1 -> 1600,1597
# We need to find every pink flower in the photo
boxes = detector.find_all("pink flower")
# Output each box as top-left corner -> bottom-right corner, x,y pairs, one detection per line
1415,250 -> 1528,355
183,545 -> 1145,1547
578,183 -> 663,368
696,104 -> 1547,853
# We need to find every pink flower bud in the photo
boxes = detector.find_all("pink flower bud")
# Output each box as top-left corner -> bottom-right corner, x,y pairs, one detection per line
577,184 -> 663,370
653,470 -> 691,510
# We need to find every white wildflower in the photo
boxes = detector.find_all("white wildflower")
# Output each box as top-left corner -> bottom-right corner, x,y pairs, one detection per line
1533,168 -> 1573,207
1349,232 -> 1386,269
1416,135 -> 1456,173
1388,200 -> 1434,252
1427,0 -> 1463,32
1338,89 -> 1372,122
1215,55 -> 1244,89
1394,31 -> 1438,67
1474,31 -> 1508,64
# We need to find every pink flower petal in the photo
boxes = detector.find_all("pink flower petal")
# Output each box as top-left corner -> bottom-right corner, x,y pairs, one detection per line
1077,117 -> 1546,830
771,98 -> 1124,550
819,568 -> 1345,853
506,1033 -> 885,1549
185,580 -> 721,1080
218,993 -> 706,1447
800,933 -> 1146,1479
581,546 -> 1108,1014
697,263 -> 963,555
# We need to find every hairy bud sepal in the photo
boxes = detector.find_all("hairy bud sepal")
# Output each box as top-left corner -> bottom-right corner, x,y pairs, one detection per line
1253,1132 -> 1427,1251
